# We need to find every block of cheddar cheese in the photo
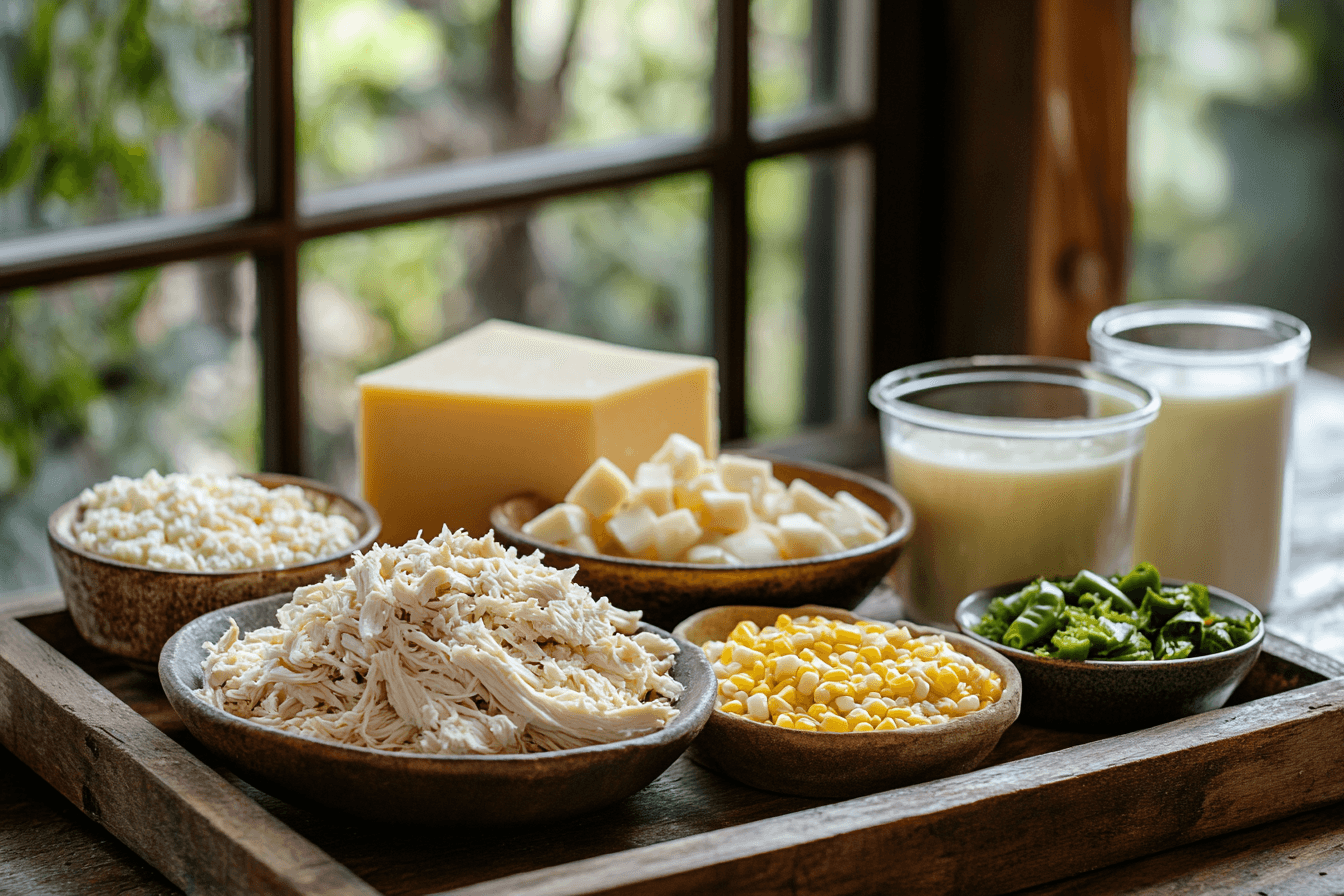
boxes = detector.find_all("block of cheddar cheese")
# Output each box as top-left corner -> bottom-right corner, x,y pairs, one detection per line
358,320 -> 719,543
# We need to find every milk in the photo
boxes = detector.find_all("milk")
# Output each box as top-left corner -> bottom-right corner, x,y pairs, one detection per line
1132,385 -> 1295,610
885,433 -> 1140,624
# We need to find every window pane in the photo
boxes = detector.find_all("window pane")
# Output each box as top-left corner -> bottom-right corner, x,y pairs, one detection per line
0,257 -> 261,593
300,174 -> 710,490
747,149 -> 870,438
0,0 -> 251,239
297,0 -> 715,194
750,0 -> 873,122
1130,0 -> 1344,372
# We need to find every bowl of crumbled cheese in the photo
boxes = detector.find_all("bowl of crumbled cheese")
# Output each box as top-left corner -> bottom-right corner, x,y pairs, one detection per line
48,470 -> 379,667
159,528 -> 716,824
490,435 -> 914,630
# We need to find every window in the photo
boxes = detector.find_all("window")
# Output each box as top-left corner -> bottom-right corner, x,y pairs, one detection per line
1,0 -> 893,591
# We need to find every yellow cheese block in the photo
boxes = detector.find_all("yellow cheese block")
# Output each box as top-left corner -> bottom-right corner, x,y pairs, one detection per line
358,320 -> 719,543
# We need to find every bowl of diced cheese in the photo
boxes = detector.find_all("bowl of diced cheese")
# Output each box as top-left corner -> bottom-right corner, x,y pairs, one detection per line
672,604 -> 1021,798
48,470 -> 379,667
490,436 -> 914,629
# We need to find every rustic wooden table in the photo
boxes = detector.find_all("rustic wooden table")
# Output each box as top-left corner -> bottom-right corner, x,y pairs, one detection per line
4,371 -> 1344,896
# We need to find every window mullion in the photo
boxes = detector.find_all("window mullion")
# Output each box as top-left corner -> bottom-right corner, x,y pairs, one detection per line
711,0 -> 750,441
251,0 -> 303,474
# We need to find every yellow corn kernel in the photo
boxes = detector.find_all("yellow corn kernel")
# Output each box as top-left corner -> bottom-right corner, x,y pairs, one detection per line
813,683 -> 836,704
887,674 -> 916,697
981,677 -> 1002,701
879,687 -> 896,699
880,644 -> 901,662
775,715 -> 797,729
885,626 -> 911,646
772,636 -> 792,656
845,707 -> 873,727
807,703 -> 828,720
875,717 -> 898,731
834,625 -> 863,647
794,716 -> 819,731
730,620 -> 760,643
886,706 -> 912,720
859,645 -> 882,663
813,640 -> 834,657
720,700 -> 745,714
797,669 -> 820,697
906,714 -> 931,726
913,642 -> 939,660
768,694 -> 793,717
852,677 -> 872,700
774,613 -> 793,629
862,623 -> 888,634
727,672 -> 755,692
852,721 -> 875,733
750,683 -> 771,697
750,661 -> 767,680
821,668 -> 849,683
772,675 -> 797,694
933,667 -> 960,697
719,643 -> 735,664
773,685 -> 798,705
821,713 -> 849,733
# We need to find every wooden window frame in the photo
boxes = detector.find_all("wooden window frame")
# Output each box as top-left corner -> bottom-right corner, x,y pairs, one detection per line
0,0 -> 894,476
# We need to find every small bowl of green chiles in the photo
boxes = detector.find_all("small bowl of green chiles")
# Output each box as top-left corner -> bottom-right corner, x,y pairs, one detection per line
955,563 -> 1264,732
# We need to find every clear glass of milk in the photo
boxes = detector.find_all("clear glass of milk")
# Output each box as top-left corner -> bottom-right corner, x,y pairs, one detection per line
869,358 -> 1160,625
1089,302 -> 1311,613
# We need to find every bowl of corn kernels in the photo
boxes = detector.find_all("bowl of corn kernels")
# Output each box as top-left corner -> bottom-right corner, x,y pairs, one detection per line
672,604 -> 1021,798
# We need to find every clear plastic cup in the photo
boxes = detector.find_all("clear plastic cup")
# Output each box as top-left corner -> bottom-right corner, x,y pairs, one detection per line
868,357 -> 1160,624
1089,302 -> 1310,612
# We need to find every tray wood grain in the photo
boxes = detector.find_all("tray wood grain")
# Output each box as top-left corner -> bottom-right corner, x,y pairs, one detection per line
3,594 -> 1343,896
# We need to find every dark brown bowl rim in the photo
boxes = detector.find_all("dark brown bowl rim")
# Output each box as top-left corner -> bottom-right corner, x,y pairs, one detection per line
47,472 -> 381,577
160,592 -> 716,767
674,603 -> 1022,741
490,452 -> 914,572
953,577 -> 1265,668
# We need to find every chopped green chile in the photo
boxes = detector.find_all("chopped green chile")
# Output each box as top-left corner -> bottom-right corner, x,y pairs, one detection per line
972,563 -> 1260,663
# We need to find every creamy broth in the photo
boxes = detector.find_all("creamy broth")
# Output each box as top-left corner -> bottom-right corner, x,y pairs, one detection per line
1133,385 -> 1295,610
886,435 -> 1139,624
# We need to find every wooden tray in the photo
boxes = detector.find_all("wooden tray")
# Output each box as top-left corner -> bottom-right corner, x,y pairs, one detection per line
4,588 -> 1344,896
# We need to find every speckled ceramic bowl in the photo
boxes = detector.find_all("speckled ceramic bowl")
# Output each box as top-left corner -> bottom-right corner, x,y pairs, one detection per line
955,579 -> 1265,732
48,472 -> 380,668
672,604 -> 1021,799
490,455 -> 914,630
160,592 -> 717,825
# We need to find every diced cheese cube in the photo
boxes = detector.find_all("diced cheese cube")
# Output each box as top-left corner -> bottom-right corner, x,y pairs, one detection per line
701,490 -> 752,533
674,471 -> 727,512
685,544 -> 740,565
559,534 -> 599,555
632,462 -> 675,515
566,458 -> 634,519
651,433 -> 710,482
521,503 -> 591,543
755,477 -> 788,521
818,502 -> 885,549
785,478 -> 840,518
652,508 -> 703,561
836,490 -> 888,535
777,512 -> 846,559
718,455 -> 773,495
719,524 -> 782,564
606,504 -> 659,556
358,320 -> 718,542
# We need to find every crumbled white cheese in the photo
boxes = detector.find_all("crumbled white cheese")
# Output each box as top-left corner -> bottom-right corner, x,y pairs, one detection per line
195,528 -> 681,754
72,470 -> 359,572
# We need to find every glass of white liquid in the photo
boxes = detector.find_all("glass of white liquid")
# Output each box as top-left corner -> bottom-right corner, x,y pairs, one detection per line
1089,302 -> 1310,613
869,357 -> 1160,624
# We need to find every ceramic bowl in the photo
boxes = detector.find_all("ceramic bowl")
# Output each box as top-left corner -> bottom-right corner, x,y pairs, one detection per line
490,454 -> 914,630
671,604 -> 1021,799
955,579 -> 1265,732
48,472 -> 380,667
160,592 -> 717,825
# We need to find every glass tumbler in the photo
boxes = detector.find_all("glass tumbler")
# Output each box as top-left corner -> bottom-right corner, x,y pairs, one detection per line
869,357 -> 1160,625
1089,302 -> 1311,612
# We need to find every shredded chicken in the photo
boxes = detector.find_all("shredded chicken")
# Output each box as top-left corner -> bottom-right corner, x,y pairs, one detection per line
195,528 -> 682,754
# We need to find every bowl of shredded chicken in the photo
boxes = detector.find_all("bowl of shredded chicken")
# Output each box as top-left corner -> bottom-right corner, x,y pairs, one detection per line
160,528 -> 716,824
